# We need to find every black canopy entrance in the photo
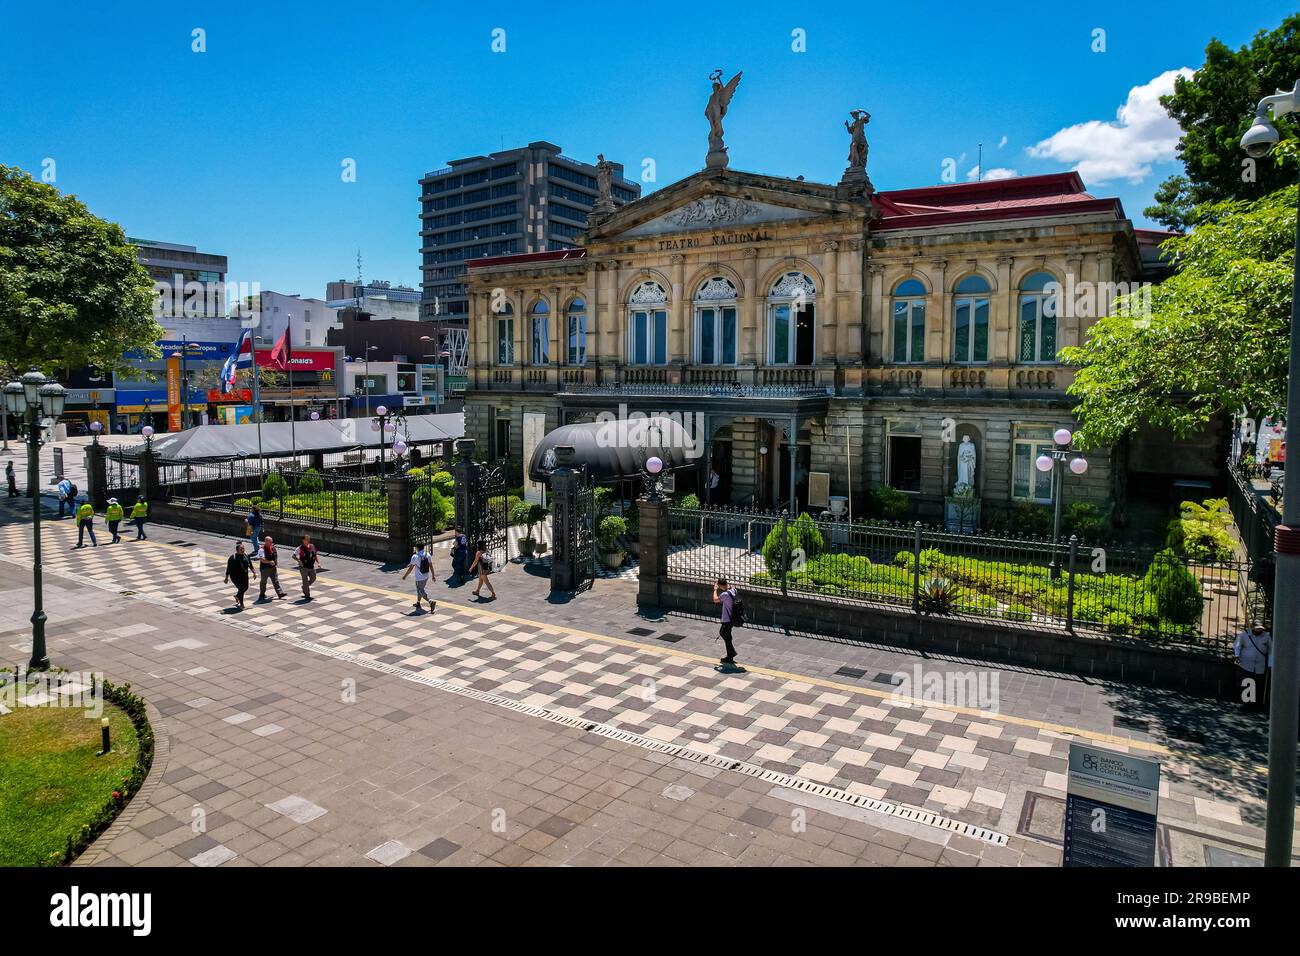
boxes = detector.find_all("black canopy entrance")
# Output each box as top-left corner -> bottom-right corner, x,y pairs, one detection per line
528,417 -> 701,484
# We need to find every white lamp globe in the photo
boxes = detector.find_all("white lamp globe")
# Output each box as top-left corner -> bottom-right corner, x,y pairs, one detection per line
646,456 -> 663,475
1053,428 -> 1073,447
1034,454 -> 1054,473
370,421 -> 381,432
310,411 -> 320,421
1069,457 -> 1089,475
141,425 -> 154,438
393,440 -> 407,457
376,405 -> 387,416
90,420 -> 103,433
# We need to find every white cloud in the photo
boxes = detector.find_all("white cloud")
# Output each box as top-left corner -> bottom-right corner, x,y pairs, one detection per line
997,135 -> 1008,149
1026,68 -> 1192,184
966,165 -> 1019,181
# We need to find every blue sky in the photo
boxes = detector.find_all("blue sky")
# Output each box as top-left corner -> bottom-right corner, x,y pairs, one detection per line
2,1 -> 1293,298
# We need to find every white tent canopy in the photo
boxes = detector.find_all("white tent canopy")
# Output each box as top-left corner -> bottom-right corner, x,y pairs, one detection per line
114,414 -> 464,461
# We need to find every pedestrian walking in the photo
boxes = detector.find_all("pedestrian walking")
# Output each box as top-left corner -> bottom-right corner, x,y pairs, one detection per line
1233,620 -> 1273,711
450,526 -> 469,584
105,497 -> 125,543
468,541 -> 496,601
56,476 -> 75,518
130,496 -> 149,540
245,503 -> 264,550
256,535 -> 287,601
224,541 -> 256,610
712,576 -> 745,673
73,499 -> 97,549
401,543 -> 436,612
6,460 -> 17,497
293,534 -> 319,601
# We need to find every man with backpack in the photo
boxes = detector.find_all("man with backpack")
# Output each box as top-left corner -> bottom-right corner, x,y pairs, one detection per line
57,477 -> 76,517
401,543 -> 437,612
292,534 -> 319,601
712,576 -> 745,673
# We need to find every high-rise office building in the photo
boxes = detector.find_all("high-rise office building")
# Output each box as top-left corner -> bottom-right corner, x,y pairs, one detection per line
418,141 -> 640,323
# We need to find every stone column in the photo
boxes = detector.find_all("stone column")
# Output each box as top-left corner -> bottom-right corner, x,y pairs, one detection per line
585,273 -> 599,370
636,493 -> 669,608
386,474 -> 412,562
552,286 -> 563,373
744,248 -> 760,365
610,264 -> 624,369
928,257 -> 948,364
994,255 -> 1014,364
1065,251 -> 1086,350
85,442 -> 108,510
669,254 -> 686,364
820,240 -> 839,363
866,261 -> 885,364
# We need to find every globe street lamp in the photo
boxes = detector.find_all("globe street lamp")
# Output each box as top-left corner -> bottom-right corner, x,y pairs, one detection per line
89,419 -> 103,446
1241,78 -> 1300,868
642,455 -> 666,500
4,370 -> 68,670
1034,427 -> 1088,580
371,404 -> 404,477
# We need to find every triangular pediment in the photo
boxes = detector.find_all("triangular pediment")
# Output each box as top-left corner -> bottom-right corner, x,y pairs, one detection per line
582,168 -> 863,244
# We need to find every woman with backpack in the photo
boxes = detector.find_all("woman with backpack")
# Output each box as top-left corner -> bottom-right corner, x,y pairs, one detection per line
468,541 -> 496,601
712,577 -> 744,672
401,543 -> 437,612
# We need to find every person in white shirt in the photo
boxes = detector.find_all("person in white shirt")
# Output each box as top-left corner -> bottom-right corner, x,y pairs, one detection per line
401,544 -> 436,612
1232,621 -> 1272,710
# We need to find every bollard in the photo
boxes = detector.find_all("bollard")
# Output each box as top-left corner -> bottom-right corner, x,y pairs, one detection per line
99,716 -> 111,755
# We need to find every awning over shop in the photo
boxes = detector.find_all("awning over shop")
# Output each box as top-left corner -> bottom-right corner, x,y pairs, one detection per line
111,414 -> 464,461
528,417 -> 701,483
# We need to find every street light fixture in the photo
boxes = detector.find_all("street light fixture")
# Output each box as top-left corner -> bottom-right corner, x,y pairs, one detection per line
4,370 -> 68,670
1034,427 -> 1088,580
1241,77 -> 1300,869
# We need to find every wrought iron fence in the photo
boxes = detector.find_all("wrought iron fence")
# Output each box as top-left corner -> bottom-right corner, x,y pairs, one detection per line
153,458 -> 389,536
664,505 -> 1262,656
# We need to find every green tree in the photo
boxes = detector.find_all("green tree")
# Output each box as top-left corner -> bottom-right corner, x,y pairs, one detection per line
0,165 -> 162,373
1064,185 -> 1296,446
1142,549 -> 1204,627
1145,15 -> 1300,229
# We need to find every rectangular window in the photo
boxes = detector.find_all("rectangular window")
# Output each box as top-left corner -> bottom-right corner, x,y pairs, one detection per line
629,309 -> 667,365
567,314 -> 586,365
1012,425 -> 1055,501
530,316 -> 548,365
893,301 -> 925,363
699,307 -> 716,364
721,307 -> 736,364
1019,297 -> 1058,363
696,306 -> 737,365
954,297 -> 989,363
496,318 -> 514,366
772,304 -> 790,365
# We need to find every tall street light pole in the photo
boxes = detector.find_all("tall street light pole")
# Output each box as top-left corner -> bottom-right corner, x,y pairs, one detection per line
1241,78 -> 1300,867
4,370 -> 68,671
1035,427 -> 1088,580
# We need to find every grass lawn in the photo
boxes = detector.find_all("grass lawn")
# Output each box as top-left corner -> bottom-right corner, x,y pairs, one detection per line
0,701 -> 139,867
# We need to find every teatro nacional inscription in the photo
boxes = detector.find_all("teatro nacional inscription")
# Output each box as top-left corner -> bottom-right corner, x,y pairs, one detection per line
656,228 -> 773,251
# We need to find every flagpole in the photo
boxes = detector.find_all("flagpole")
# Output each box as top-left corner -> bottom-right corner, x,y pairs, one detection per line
252,339 -> 264,474
287,324 -> 297,467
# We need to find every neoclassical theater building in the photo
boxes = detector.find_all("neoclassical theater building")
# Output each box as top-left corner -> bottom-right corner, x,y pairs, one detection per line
461,103 -> 1184,524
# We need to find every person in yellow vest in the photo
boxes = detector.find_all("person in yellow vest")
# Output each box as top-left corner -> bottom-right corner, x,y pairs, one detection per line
105,497 -> 125,543
74,499 -> 97,549
130,496 -> 149,540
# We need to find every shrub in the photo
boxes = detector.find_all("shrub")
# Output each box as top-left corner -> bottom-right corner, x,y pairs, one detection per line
894,550 -> 915,570
919,576 -> 960,614
262,471 -> 288,501
1062,501 -> 1107,542
872,485 -> 909,521
679,493 -> 701,510
960,593 -> 999,616
1142,549 -> 1203,626
1003,603 -> 1033,622
298,468 -> 325,495
492,494 -> 524,522
1168,497 -> 1235,562
597,515 -> 627,552
411,484 -> 449,537
234,497 -> 252,509
1006,501 -> 1052,537
760,513 -> 825,575
510,500 -> 534,529
1103,610 -> 1133,636
431,470 -> 454,495
594,486 -> 613,518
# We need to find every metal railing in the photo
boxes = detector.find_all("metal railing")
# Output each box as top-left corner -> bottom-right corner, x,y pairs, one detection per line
664,506 -> 1261,656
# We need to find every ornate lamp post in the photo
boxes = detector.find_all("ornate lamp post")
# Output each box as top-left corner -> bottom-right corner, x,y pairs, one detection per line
89,419 -> 103,446
4,370 -> 68,670
1034,427 -> 1088,580
642,455 -> 666,500
1240,78 -> 1300,868
371,405 -> 405,477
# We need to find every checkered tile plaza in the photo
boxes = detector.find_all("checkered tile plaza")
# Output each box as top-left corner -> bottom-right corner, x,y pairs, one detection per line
0,474 -> 1293,866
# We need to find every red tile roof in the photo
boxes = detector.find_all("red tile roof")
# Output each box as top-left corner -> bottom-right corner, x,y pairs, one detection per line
872,172 -> 1125,230
465,247 -> 587,269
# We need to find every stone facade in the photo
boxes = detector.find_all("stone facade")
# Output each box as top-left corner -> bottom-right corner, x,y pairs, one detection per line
460,160 -> 1177,525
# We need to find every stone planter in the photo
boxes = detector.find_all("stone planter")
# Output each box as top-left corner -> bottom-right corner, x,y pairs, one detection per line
601,549 -> 625,570
519,537 -> 536,558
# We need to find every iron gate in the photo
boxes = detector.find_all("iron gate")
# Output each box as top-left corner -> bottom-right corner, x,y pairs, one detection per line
550,465 -> 597,589
453,458 -> 510,569
572,468 -> 596,581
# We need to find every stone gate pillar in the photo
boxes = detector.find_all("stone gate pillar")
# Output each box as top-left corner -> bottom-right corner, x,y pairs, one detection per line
84,442 -> 108,510
139,447 -> 161,502
549,446 -> 581,591
637,493 -> 669,608
452,438 -> 479,533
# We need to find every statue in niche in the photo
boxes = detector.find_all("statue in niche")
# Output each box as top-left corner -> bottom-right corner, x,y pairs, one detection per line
954,435 -> 977,494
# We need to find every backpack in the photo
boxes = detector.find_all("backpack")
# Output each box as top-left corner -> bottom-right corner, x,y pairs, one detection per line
729,591 -> 746,629
479,552 -> 493,573
300,546 -> 316,568
419,553 -> 430,574
67,482 -> 78,500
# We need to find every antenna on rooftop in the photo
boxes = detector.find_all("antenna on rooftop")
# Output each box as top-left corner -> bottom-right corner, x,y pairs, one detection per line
977,144 -> 983,182
354,250 -> 362,310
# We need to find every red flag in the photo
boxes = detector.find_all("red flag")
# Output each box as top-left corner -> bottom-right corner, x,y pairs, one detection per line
270,327 -> 290,370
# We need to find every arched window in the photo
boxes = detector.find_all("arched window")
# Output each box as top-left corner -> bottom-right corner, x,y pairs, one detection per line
495,302 -> 514,366
1018,271 -> 1058,364
566,297 -> 587,366
627,280 -> 668,366
529,299 -> 549,365
694,277 -> 738,365
767,271 -> 816,365
952,274 -> 990,363
892,278 -> 927,364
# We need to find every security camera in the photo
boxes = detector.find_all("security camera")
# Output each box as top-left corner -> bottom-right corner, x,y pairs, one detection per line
1241,117 -> 1280,159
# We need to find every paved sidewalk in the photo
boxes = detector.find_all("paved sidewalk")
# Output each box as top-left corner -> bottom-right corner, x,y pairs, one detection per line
1,501 -> 1295,866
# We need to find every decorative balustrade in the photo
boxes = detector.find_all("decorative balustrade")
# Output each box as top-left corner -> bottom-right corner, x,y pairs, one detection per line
949,368 -> 987,389
1014,369 -> 1057,389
